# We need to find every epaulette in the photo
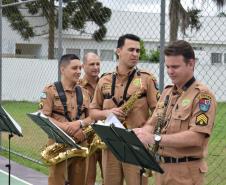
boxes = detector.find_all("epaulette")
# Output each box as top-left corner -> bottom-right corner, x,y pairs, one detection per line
78,78 -> 88,87
139,69 -> 157,81
45,83 -> 54,90
100,72 -> 112,78
164,84 -> 173,89
194,82 -> 210,93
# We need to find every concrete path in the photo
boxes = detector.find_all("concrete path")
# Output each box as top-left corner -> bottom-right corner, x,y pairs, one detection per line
0,156 -> 48,185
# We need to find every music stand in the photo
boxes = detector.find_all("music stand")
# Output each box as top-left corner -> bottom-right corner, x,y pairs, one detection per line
27,111 -> 80,149
27,111 -> 82,185
92,124 -> 164,174
0,105 -> 23,185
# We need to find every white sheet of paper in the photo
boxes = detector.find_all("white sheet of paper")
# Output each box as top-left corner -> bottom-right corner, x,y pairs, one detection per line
105,113 -> 125,129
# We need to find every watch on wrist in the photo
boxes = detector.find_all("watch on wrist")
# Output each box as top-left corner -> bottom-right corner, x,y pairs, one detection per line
79,120 -> 85,128
154,134 -> 162,143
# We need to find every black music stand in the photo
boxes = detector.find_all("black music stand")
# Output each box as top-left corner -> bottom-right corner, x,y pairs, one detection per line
0,105 -> 23,185
27,111 -> 82,185
27,111 -> 81,149
92,124 -> 164,174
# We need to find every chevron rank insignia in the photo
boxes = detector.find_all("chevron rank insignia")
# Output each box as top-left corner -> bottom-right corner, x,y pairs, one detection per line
195,113 -> 208,126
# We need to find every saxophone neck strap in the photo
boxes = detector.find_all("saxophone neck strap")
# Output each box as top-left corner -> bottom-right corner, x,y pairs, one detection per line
54,81 -> 72,122
111,68 -> 138,107
54,81 -> 84,121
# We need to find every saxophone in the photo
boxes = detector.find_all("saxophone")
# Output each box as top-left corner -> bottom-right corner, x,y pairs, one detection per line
152,95 -> 169,154
120,90 -> 142,128
84,123 -> 106,156
143,95 -> 169,177
86,90 -> 143,156
41,126 -> 95,165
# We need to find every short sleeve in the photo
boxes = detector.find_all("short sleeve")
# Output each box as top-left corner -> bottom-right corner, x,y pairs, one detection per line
189,91 -> 217,136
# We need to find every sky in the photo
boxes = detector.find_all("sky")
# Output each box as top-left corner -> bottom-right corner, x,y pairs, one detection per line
100,0 -> 226,16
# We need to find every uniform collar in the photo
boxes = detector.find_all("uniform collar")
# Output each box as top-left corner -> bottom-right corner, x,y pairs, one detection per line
81,75 -> 89,86
182,76 -> 196,91
81,75 -> 99,87
61,83 -> 77,92
172,77 -> 196,95
115,66 -> 137,77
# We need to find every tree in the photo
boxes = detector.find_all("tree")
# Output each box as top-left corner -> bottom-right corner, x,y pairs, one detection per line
139,41 -> 160,63
2,0 -> 112,59
169,0 -> 225,42
149,50 -> 160,63
139,40 -> 150,61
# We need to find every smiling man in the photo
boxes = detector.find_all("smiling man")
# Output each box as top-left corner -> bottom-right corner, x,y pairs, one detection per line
134,40 -> 217,185
39,54 -> 92,185
89,34 -> 159,185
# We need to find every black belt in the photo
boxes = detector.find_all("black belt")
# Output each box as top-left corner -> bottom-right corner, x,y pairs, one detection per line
156,156 -> 200,163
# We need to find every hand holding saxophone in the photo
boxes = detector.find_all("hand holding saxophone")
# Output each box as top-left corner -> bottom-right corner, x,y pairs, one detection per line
104,107 -> 126,121
133,126 -> 154,148
65,120 -> 85,141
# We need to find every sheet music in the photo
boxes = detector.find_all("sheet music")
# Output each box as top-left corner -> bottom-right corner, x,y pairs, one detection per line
105,113 -> 125,129
2,106 -> 22,134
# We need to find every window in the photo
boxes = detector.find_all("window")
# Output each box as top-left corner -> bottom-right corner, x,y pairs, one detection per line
211,53 -> 222,64
100,50 -> 114,61
66,48 -> 81,58
193,47 -> 203,51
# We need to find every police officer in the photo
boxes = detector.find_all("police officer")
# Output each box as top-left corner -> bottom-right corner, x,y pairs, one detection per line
89,34 -> 159,185
40,54 -> 92,185
79,52 -> 104,185
134,40 -> 217,185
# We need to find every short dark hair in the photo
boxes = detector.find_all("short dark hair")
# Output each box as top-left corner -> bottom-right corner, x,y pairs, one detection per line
164,40 -> 195,63
117,34 -> 140,48
59,54 -> 80,67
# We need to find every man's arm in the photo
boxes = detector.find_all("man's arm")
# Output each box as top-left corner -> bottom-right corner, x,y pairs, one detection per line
90,108 -> 125,121
134,127 -> 206,148
160,131 -> 206,148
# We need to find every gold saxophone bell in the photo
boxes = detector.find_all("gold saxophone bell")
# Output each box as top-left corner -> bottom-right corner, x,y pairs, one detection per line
41,143 -> 89,165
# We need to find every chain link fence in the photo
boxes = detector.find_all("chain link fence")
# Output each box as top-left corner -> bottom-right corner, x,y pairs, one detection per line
0,0 -> 226,184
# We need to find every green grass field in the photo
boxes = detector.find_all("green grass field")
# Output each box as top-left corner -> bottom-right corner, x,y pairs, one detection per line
0,101 -> 226,185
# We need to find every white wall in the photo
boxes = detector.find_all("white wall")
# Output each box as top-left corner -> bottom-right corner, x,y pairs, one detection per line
2,58 -> 226,102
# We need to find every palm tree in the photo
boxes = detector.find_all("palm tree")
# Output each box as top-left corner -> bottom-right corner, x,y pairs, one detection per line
169,0 -> 226,42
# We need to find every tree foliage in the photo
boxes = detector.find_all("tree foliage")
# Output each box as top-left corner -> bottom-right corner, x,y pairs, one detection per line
169,0 -> 225,41
139,40 -> 160,63
2,0 -> 112,58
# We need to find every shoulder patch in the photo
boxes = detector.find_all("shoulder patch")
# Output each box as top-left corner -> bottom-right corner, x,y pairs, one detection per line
198,93 -> 212,112
196,113 -> 208,126
100,72 -> 112,78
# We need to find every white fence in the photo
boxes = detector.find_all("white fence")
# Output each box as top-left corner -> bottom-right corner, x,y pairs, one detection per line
2,58 -> 226,102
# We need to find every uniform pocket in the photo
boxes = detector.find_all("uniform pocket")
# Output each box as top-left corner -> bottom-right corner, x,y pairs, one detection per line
169,106 -> 191,133
53,96 -> 66,113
